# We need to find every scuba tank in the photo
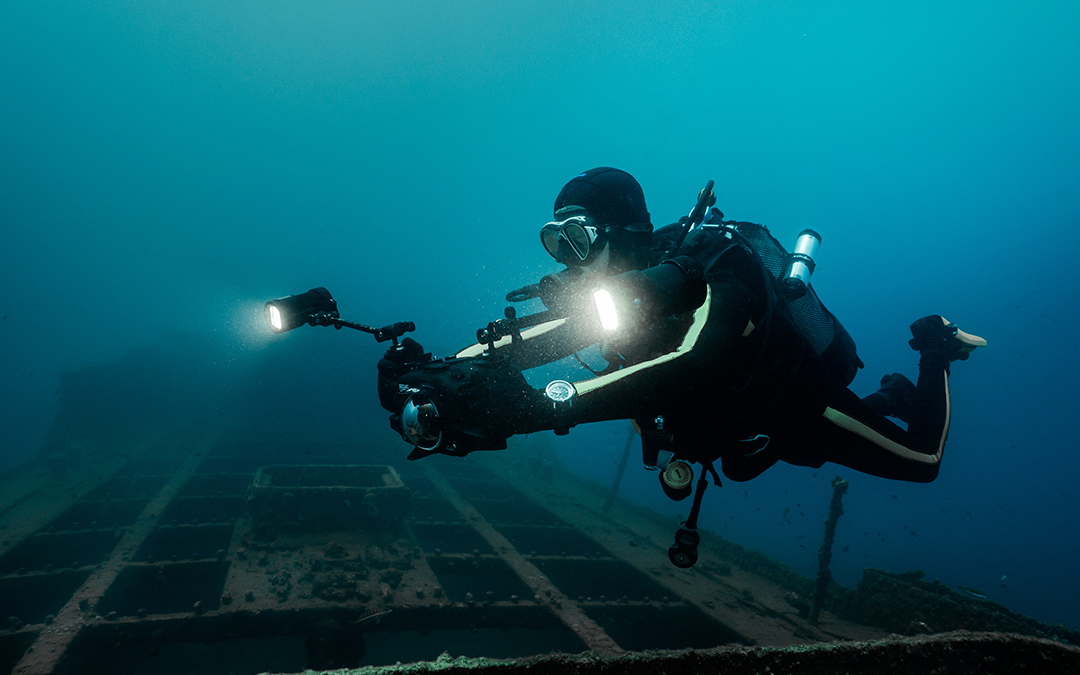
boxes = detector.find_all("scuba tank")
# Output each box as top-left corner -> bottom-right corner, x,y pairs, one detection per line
780,229 -> 822,301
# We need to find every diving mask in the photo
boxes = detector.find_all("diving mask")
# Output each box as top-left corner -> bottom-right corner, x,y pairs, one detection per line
540,215 -> 605,265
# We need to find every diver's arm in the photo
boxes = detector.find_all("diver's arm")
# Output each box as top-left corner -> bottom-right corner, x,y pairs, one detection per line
518,278 -> 753,433
383,258 -> 753,455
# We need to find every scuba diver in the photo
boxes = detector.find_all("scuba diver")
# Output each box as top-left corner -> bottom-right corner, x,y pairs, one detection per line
377,168 -> 985,561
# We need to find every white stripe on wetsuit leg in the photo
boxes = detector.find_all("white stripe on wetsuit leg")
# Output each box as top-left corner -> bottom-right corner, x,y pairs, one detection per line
822,374 -> 951,464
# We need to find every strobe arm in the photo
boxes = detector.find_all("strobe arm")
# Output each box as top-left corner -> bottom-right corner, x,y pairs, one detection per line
264,287 -> 415,346
324,316 -> 416,346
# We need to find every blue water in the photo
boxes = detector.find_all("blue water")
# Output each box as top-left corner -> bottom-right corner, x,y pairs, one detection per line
3,1 -> 1078,632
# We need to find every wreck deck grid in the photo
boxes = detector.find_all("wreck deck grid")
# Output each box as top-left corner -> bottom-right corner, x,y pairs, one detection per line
0,427 -> 885,675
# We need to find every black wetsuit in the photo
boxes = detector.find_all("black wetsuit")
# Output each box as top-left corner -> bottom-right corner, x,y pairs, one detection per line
424,221 -> 953,484
639,221 -> 953,484
447,221 -> 954,484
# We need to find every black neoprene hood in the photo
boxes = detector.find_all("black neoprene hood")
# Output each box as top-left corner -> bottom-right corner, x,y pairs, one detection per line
554,167 -> 652,234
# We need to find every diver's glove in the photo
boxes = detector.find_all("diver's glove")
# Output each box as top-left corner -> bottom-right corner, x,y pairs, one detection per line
377,337 -> 430,413
908,316 -> 986,362
868,373 -> 915,423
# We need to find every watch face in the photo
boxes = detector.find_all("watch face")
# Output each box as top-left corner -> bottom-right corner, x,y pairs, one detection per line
545,380 -> 576,403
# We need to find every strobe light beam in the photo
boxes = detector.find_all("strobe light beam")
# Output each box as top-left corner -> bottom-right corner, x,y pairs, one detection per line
592,256 -> 707,335
264,287 -> 338,334
593,289 -> 619,331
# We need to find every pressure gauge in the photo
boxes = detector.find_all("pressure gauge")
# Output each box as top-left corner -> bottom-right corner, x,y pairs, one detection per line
660,459 -> 694,501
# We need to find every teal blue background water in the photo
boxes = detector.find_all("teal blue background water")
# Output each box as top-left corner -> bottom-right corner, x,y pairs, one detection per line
3,1 -> 1078,631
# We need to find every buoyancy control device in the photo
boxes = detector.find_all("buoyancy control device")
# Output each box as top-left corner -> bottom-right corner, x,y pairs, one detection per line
711,211 -> 864,388
655,192 -> 864,569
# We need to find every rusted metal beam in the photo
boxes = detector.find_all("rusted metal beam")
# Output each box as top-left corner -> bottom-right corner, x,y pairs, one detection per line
421,464 -> 624,656
13,427 -> 222,675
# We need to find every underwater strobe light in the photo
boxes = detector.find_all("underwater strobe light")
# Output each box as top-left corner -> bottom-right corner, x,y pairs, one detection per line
264,287 -> 339,334
781,229 -> 821,300
263,287 -> 416,344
